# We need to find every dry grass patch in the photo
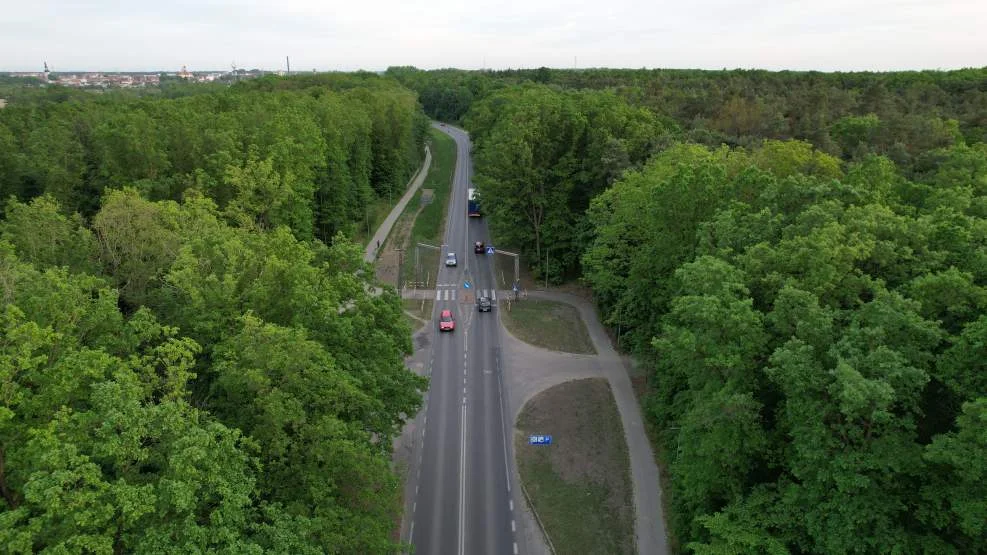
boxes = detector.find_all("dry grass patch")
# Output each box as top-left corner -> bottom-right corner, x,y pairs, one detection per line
515,378 -> 634,555
500,299 -> 596,354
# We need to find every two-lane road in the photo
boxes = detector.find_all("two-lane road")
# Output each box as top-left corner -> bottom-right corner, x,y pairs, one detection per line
409,124 -> 518,555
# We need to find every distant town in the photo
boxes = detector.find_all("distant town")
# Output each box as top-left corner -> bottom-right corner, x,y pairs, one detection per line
2,64 -> 284,89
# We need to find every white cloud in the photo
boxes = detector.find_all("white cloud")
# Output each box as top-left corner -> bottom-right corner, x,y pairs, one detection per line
1,0 -> 985,71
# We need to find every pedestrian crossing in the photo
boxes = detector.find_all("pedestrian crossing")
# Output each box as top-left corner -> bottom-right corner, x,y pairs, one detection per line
433,288 -> 498,301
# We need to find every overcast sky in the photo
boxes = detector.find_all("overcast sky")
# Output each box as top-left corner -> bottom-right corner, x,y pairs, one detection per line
3,0 -> 985,72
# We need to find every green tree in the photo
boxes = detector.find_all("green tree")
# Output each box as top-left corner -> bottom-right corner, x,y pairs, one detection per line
921,398 -> 987,551
209,315 -> 404,553
224,155 -> 313,238
936,316 -> 987,402
0,195 -> 99,275
0,252 -> 312,553
92,189 -> 181,309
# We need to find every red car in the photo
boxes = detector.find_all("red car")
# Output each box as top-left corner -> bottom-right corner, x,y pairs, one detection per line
439,309 -> 455,332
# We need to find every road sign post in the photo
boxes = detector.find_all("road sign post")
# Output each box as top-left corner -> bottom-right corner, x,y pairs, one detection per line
416,242 -> 440,289
494,249 -> 520,289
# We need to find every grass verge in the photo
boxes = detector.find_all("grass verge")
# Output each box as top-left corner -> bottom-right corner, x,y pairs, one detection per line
352,196 -> 398,247
401,129 -> 456,286
515,378 -> 634,555
500,299 -> 596,355
402,299 -> 434,333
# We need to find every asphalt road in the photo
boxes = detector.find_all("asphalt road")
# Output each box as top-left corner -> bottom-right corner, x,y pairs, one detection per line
411,124 -> 518,555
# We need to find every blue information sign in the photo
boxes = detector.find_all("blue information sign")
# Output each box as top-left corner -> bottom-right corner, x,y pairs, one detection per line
486,246 -> 495,255
528,435 -> 553,445
464,281 -> 471,289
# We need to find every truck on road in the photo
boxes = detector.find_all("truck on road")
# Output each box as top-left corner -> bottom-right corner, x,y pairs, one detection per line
468,187 -> 481,217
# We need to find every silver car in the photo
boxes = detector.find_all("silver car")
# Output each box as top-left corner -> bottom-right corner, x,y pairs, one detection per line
445,252 -> 457,267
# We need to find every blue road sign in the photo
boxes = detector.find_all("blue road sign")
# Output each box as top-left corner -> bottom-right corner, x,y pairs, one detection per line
528,435 -> 553,445
486,246 -> 495,255
464,281 -> 471,289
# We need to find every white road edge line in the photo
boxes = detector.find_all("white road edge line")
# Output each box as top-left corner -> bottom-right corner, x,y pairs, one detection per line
498,351 -> 512,494
459,401 -> 467,555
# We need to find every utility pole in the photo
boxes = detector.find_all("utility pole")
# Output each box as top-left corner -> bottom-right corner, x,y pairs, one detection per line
286,56 -> 290,75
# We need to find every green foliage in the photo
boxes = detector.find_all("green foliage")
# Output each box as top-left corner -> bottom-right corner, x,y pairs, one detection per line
0,255 -> 280,553
921,399 -> 987,549
390,65 -> 987,552
0,195 -> 99,274
582,138 -> 986,551
93,188 -> 182,309
0,77 -> 426,243
0,75 -> 427,552
468,84 -> 667,280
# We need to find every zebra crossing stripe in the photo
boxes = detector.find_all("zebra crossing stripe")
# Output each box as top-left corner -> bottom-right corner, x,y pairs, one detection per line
475,289 -> 497,301
428,288 -> 507,302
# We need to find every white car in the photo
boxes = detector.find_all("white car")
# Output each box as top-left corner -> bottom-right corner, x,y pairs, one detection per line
445,252 -> 457,267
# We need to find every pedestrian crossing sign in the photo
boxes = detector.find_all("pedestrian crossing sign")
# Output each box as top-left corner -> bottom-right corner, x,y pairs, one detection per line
486,246 -> 495,255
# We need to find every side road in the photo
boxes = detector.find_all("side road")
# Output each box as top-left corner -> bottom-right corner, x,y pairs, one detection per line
504,290 -> 669,555
363,143 -> 432,263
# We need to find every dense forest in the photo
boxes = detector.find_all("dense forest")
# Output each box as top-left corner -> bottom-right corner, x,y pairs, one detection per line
393,66 -> 987,552
0,75 -> 428,552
